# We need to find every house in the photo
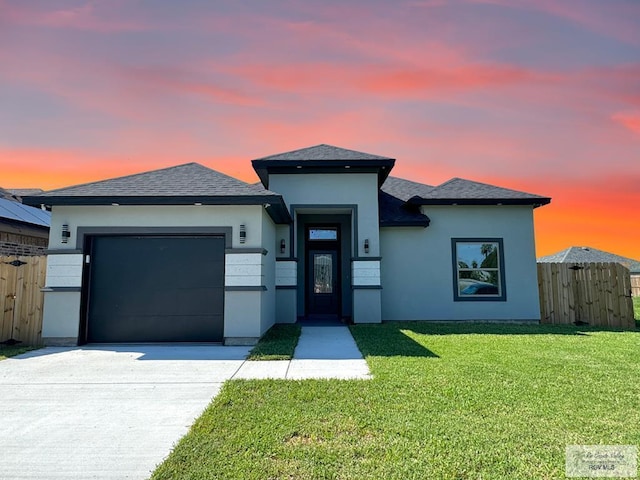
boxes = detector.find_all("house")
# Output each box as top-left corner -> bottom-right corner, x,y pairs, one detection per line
538,246 -> 640,296
0,188 -> 50,256
23,144 -> 551,346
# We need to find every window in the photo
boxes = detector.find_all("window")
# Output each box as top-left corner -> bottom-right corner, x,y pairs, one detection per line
452,238 -> 506,301
308,228 -> 338,241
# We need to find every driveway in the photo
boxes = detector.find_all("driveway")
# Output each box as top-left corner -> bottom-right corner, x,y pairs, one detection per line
0,345 -> 251,480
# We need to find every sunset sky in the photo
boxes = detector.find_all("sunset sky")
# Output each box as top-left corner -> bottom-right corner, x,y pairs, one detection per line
1,0 -> 639,258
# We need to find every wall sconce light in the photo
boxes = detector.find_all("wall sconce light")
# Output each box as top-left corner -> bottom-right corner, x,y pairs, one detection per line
61,224 -> 71,244
364,239 -> 369,254
280,239 -> 286,254
239,224 -> 246,244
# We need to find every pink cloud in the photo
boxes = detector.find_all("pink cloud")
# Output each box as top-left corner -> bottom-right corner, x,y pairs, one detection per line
612,112 -> 640,136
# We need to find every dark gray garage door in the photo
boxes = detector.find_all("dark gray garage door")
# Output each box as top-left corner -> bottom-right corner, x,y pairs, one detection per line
86,235 -> 225,343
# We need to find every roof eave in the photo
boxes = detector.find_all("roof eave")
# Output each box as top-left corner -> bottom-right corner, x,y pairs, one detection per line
408,197 -> 551,208
23,194 -> 293,224
251,158 -> 396,188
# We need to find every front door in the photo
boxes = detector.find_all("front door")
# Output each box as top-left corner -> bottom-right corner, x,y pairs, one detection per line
305,225 -> 341,316
307,249 -> 339,315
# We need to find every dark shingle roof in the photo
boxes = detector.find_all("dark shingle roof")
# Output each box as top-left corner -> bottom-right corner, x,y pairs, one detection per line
252,144 -> 396,188
32,163 -> 276,198
410,177 -> 550,207
0,197 -> 51,228
539,246 -> 640,273
379,191 -> 430,227
253,144 -> 393,162
381,176 -> 435,202
23,163 -> 291,224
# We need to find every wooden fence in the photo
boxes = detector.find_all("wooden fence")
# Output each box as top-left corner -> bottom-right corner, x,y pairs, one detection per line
632,275 -> 640,297
538,262 -> 635,329
0,256 -> 47,345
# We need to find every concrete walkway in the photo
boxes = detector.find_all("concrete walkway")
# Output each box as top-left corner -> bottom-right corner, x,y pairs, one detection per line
233,325 -> 371,380
0,326 -> 369,480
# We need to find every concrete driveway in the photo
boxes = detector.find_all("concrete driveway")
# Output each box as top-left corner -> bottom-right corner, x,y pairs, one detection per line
0,345 -> 251,480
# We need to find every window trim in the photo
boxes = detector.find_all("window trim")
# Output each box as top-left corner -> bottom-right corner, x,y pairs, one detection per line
451,238 -> 507,302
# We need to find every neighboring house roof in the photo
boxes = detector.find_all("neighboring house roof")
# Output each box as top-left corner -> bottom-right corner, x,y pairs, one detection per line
8,188 -> 44,200
0,197 -> 51,228
252,144 -> 396,188
539,246 -> 640,274
23,163 -> 291,224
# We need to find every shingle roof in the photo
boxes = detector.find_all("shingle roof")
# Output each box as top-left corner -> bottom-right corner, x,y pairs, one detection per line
538,246 -> 640,273
410,177 -> 550,207
252,144 -> 396,188
23,163 -> 291,224
381,176 -> 435,202
379,191 -> 430,227
253,144 -> 393,162
32,163 -> 277,198
0,197 -> 51,228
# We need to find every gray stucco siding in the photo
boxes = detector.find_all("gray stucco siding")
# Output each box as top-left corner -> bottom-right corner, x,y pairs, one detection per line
42,205 -> 276,345
380,205 -> 541,321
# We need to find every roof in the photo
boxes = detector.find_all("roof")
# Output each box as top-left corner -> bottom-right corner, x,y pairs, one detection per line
381,175 -> 549,206
379,191 -> 430,227
0,197 -> 51,228
23,163 -> 291,224
252,144 -> 396,188
8,188 -> 44,199
408,177 -> 550,207
539,246 -> 640,274
381,176 -> 435,202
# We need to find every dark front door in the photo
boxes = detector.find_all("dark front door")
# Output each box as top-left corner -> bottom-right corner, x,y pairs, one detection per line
307,249 -> 339,315
84,235 -> 225,343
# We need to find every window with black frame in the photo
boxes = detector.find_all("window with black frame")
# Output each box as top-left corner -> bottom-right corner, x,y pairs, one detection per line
452,238 -> 506,301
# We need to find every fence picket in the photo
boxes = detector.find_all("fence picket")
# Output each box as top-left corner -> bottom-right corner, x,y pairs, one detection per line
538,262 -> 635,329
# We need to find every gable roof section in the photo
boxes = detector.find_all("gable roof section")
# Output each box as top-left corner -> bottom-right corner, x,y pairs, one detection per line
23,163 -> 291,224
539,246 -> 640,273
252,144 -> 396,188
381,176 -> 435,202
0,197 -> 51,228
408,177 -> 550,207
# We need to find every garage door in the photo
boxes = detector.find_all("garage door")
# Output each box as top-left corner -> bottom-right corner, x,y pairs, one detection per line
86,235 -> 225,343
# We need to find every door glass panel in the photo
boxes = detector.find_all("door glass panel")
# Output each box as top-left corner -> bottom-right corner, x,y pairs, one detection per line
309,228 -> 338,241
313,254 -> 333,293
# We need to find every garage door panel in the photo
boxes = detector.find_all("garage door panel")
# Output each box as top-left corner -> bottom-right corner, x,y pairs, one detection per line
89,314 -> 224,343
86,235 -> 225,343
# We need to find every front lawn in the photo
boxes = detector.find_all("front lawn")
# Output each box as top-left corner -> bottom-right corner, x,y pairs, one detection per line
0,345 -> 37,361
247,324 -> 301,361
152,323 -> 640,479
634,296 -> 640,323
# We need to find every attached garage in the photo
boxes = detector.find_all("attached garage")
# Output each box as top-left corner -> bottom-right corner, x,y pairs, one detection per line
83,235 -> 225,343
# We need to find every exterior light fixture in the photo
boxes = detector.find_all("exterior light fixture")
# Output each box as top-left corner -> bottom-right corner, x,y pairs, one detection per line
280,239 -> 286,254
61,224 -> 71,243
239,224 -> 246,244
364,239 -> 369,254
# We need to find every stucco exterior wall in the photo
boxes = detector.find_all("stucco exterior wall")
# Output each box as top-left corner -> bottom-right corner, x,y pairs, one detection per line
48,205 -> 264,250
260,210 -> 276,334
380,205 -> 541,321
43,204 -> 274,345
269,173 -> 380,257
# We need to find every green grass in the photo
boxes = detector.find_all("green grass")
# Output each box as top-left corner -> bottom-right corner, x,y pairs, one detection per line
634,296 -> 640,328
247,324 -> 301,360
0,345 -> 37,361
152,323 -> 640,480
